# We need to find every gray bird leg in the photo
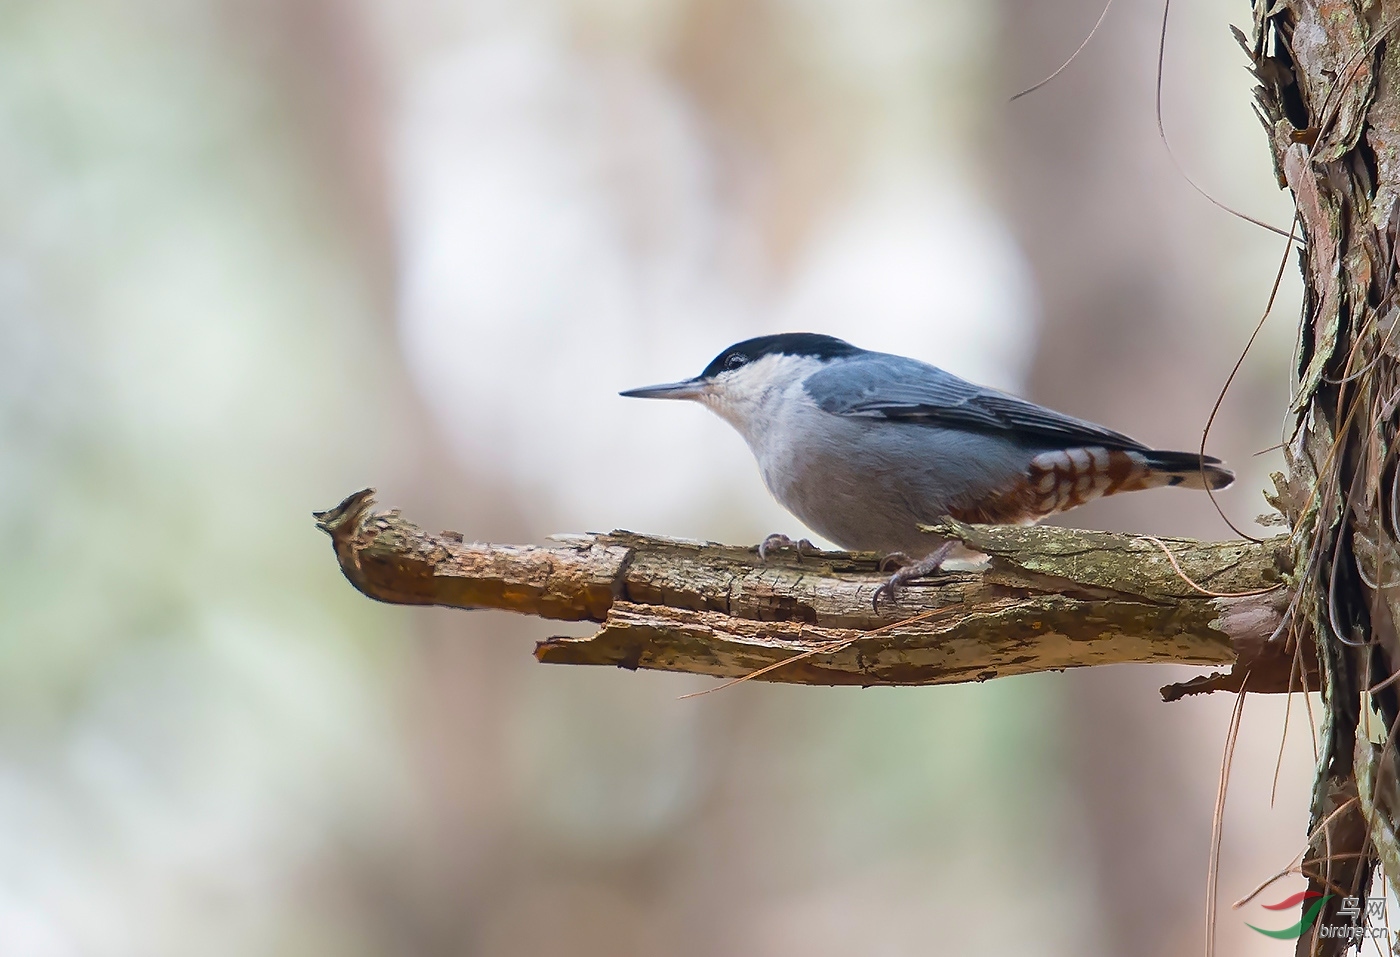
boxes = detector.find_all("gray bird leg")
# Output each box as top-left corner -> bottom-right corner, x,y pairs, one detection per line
872,540 -> 956,611
757,533 -> 816,561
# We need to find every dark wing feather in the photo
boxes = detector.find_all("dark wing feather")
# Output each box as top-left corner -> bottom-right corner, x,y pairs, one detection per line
804,352 -> 1149,450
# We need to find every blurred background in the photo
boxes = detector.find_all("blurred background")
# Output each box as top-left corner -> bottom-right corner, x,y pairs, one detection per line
0,0 -> 1324,954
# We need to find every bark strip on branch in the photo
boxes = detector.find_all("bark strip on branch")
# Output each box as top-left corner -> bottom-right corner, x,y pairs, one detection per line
314,489 -> 1312,699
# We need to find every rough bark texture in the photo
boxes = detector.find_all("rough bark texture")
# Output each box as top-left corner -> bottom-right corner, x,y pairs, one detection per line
1248,1 -> 1400,951
315,489 -> 1306,699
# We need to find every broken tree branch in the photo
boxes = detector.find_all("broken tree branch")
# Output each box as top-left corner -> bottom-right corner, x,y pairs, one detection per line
315,489 -> 1313,700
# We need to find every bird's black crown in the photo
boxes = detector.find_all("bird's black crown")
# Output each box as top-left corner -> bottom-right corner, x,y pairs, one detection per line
699,333 -> 862,379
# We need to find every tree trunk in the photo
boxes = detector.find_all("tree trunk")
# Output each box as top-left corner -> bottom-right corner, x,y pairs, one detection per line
1248,1 -> 1400,951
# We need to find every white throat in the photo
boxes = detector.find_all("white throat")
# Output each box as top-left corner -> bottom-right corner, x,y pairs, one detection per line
697,353 -> 825,447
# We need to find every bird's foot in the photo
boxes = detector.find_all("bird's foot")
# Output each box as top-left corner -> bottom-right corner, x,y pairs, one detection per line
872,541 -> 956,612
757,533 -> 816,562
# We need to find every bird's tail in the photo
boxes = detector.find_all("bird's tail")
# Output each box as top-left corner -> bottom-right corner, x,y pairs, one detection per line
1138,449 -> 1235,491
986,446 -> 1237,523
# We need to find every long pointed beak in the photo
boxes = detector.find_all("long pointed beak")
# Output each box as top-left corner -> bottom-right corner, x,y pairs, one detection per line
619,378 -> 709,400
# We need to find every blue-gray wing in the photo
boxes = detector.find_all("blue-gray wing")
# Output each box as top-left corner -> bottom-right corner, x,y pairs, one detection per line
803,352 -> 1148,450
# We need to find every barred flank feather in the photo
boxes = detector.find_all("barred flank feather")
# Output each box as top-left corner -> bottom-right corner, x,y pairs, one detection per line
961,446 -> 1238,525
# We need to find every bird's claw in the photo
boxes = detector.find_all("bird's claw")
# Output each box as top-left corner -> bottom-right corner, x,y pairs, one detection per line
758,533 -> 816,561
871,542 -> 956,613
871,581 -> 897,612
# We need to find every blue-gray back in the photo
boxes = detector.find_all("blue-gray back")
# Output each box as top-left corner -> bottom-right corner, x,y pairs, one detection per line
802,350 -> 1147,452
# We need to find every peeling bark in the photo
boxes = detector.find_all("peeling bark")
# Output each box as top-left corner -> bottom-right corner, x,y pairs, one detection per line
315,489 -> 1307,698
1249,0 -> 1400,949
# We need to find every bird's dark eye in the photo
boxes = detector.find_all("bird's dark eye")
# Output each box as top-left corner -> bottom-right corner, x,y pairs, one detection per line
724,353 -> 748,370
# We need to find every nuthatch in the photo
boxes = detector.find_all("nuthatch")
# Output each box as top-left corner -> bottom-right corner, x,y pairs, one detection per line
622,333 -> 1234,608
